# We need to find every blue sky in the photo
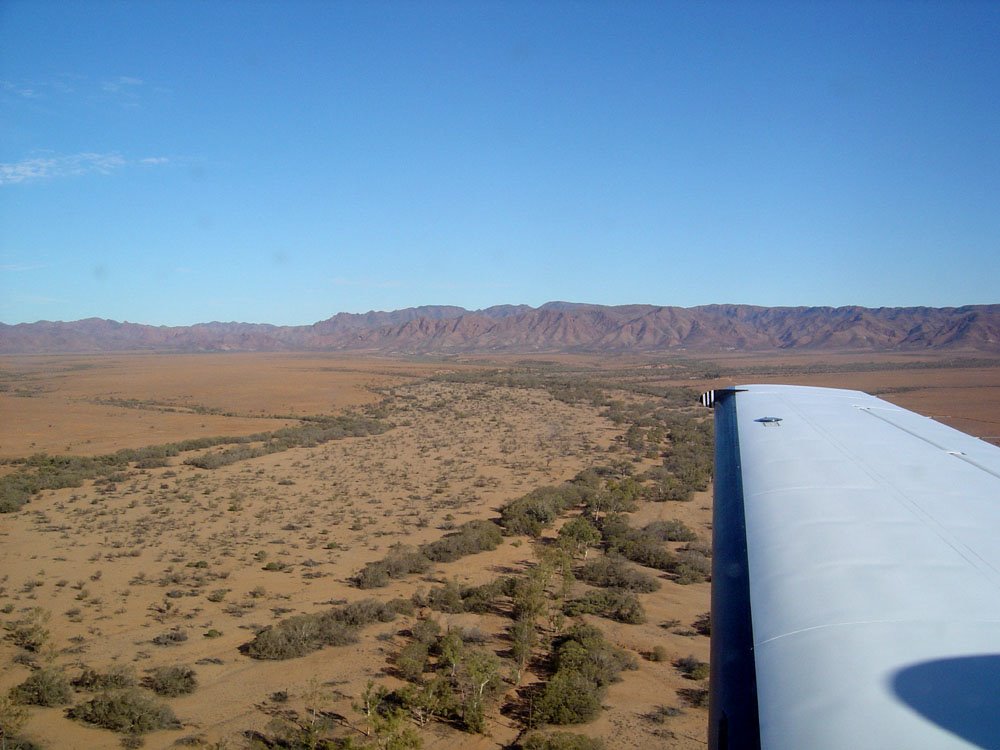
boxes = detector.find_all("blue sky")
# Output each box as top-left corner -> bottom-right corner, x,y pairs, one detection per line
2,0 -> 998,326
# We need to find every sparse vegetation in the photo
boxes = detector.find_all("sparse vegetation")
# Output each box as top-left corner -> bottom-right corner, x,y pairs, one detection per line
3,608 -> 50,652
675,655 -> 710,681
73,665 -> 137,691
522,732 -> 606,750
67,688 -> 180,736
564,588 -> 646,624
10,667 -> 73,706
142,665 -> 197,696
532,623 -> 637,726
245,598 -> 398,660
0,359 -> 723,747
576,555 -> 660,593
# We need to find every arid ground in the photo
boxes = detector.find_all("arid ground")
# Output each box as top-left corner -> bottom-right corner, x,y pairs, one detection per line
2,351 -> 998,749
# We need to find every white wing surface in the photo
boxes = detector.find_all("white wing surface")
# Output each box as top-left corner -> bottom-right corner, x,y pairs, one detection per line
704,385 -> 1000,750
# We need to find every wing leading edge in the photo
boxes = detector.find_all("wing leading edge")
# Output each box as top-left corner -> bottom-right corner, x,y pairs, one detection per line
704,385 -> 1000,750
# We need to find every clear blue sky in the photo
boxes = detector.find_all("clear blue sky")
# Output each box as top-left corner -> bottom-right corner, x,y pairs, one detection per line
2,0 -> 998,326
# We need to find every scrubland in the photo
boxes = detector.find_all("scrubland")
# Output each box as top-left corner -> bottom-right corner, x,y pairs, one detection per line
0,355 -> 717,750
2,351 -> 996,749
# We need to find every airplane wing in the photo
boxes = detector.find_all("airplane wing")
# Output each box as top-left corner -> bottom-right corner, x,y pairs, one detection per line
701,384 -> 1000,750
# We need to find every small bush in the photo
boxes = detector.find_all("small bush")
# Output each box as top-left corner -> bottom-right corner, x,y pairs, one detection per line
67,688 -> 180,735
142,665 -> 197,697
151,628 -> 188,646
422,520 -> 503,562
647,645 -> 668,662
564,590 -> 646,624
244,609 -> 360,660
576,556 -> 659,593
677,687 -> 709,708
410,619 -> 441,645
460,577 -> 516,613
692,612 -> 711,636
354,546 -> 431,589
522,731 -> 606,750
10,668 -> 72,706
396,641 -> 429,682
426,580 -> 465,614
499,483 -> 593,537
73,665 -> 137,691
643,519 -> 697,542
673,549 -> 711,584
675,655 -> 709,681
334,598 -> 398,628
532,624 -> 637,726
3,608 -> 50,652
533,670 -> 602,725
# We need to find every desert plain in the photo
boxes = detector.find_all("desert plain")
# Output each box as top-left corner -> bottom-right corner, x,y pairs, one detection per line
1,351 -> 998,750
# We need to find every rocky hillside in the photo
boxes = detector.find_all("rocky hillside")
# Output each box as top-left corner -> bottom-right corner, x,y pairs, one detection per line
2,302 -> 999,354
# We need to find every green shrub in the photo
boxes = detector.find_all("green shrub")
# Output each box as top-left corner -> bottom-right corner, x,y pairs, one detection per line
244,601 -> 376,661
613,535 -> 675,571
643,519 -> 697,542
677,687 -> 709,708
410,619 -> 441,645
553,625 -> 637,687
354,546 -> 431,589
533,670 -> 602,725
648,645 -> 668,662
67,688 -> 180,735
387,597 -> 416,616
422,520 -> 502,562
576,556 -> 659,593
499,482 -> 594,537
675,655 -> 709,681
673,549 -> 711,584
396,641 -> 429,682
72,665 -> 137,691
334,598 -> 398,628
3,608 -> 50,652
564,589 -> 646,624
458,577 -> 514,614
532,624 -> 637,726
426,580 -> 465,614
142,665 -> 197,697
151,627 -> 188,646
10,668 -> 72,706
693,612 -> 711,636
353,563 -> 390,589
522,731 -> 606,750
557,517 -> 602,557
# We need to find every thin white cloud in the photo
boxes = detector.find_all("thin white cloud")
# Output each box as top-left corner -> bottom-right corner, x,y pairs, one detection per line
331,277 -> 404,289
0,152 -> 169,186
0,263 -> 51,272
101,76 -> 143,93
0,80 -> 41,99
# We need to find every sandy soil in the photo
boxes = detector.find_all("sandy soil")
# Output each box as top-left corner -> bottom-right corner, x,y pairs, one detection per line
3,350 -> 996,750
1,360 -> 712,750
0,354 -> 451,458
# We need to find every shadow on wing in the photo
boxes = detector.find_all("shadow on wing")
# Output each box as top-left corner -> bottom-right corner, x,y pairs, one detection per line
892,654 -> 1000,750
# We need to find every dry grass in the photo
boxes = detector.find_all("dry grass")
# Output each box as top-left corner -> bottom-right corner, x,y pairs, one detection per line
2,350 -> 995,749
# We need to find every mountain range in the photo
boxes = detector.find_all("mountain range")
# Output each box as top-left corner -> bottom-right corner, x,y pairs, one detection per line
2,302 -> 999,354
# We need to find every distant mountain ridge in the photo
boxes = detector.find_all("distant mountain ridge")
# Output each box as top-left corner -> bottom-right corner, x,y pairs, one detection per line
2,303 -> 999,354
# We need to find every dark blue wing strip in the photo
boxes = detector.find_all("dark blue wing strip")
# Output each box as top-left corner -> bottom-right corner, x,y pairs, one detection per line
709,389 -> 761,750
